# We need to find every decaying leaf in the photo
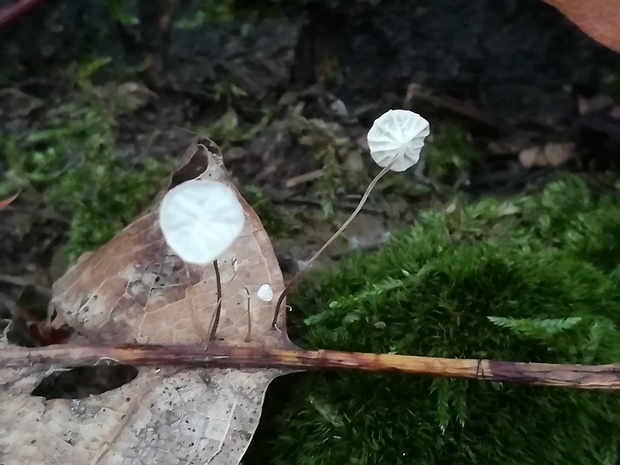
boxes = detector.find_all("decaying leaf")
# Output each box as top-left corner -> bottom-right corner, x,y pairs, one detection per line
0,139 -> 296,465
518,142 -> 575,168
0,192 -> 19,209
543,0 -> 620,53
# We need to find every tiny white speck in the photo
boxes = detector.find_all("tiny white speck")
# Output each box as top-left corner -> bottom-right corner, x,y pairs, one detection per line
257,284 -> 274,302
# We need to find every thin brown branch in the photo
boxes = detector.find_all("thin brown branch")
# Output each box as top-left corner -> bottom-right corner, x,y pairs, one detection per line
0,0 -> 45,28
0,274 -> 51,295
1,343 -> 618,390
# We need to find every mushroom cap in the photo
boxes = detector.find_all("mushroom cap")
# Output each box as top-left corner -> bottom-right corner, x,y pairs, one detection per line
158,179 -> 245,264
366,109 -> 430,172
257,284 -> 274,302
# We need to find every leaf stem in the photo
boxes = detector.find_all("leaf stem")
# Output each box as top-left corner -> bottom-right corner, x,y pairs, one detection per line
0,0 -> 45,28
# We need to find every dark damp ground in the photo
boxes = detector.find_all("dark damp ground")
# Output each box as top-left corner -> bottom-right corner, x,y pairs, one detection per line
0,0 -> 620,454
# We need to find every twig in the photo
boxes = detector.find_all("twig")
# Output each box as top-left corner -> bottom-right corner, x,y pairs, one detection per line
0,0 -> 45,28
0,274 -> 51,295
1,343 -> 618,390
0,192 -> 20,209
404,83 -> 495,128
273,197 -> 385,216
284,170 -> 325,188
329,243 -> 383,261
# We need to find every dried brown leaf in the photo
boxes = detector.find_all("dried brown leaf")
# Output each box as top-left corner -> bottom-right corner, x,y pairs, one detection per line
518,146 -> 541,168
0,139 -> 295,465
0,192 -> 19,209
543,0 -> 620,53
518,142 -> 575,168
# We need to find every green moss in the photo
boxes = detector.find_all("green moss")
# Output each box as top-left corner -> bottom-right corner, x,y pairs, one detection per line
245,176 -> 620,465
193,106 -> 269,149
105,0 -> 140,26
0,58 -> 173,262
175,0 -> 239,27
600,68 -> 620,101
425,124 -> 483,184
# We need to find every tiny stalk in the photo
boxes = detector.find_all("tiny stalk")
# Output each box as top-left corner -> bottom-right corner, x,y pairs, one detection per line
272,158 -> 396,327
272,109 -> 431,328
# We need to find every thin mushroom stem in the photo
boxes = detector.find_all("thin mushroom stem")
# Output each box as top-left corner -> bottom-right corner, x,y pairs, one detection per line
272,158 -> 396,328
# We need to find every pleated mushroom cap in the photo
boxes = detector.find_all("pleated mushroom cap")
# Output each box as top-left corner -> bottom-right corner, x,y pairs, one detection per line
158,179 -> 245,264
367,109 -> 430,172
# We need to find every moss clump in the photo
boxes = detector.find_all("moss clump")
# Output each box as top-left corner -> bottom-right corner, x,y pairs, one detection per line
245,176 -> 620,465
174,0 -> 239,28
0,58 -> 173,262
600,68 -> 620,101
425,124 -> 483,185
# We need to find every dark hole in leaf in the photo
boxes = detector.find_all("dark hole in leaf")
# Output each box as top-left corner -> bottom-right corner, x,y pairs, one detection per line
31,363 -> 139,399
170,147 -> 210,188
197,138 -> 220,154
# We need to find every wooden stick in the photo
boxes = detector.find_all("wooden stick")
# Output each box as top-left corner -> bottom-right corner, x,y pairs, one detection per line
284,169 -> 325,188
1,344 -> 618,390
0,0 -> 45,28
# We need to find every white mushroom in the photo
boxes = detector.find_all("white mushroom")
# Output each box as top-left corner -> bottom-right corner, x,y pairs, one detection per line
272,109 -> 431,326
158,179 -> 245,264
366,109 -> 430,172
257,284 -> 274,302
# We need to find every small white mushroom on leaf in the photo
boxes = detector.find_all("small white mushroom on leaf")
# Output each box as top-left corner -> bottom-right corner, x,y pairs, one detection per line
257,284 -> 274,302
0,139 -> 292,465
272,109 -> 431,325
159,179 -> 245,264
